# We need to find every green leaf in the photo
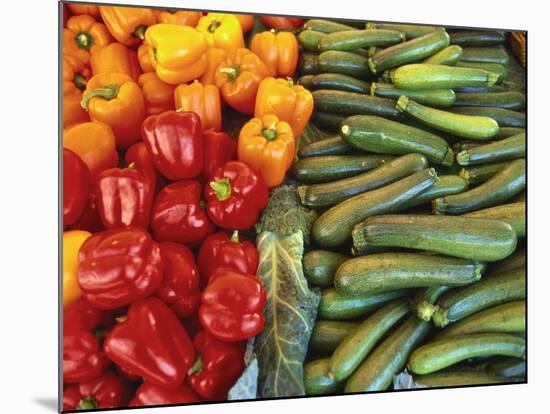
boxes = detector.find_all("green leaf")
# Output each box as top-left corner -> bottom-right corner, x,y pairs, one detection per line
255,231 -> 321,398
227,339 -> 259,400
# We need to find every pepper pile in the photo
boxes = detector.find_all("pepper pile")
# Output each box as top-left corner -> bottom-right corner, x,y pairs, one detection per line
62,4 -> 311,410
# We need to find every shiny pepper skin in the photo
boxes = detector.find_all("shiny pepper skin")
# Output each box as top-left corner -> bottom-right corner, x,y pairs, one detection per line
63,149 -> 90,227
130,382 -> 202,406
63,370 -> 130,410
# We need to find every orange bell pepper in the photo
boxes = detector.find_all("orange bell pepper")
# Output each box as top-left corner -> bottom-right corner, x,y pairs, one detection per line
138,72 -> 175,115
215,48 -> 270,115
251,30 -> 299,78
90,42 -> 142,81
254,77 -> 314,137
235,14 -> 255,33
144,23 -> 208,85
156,9 -> 202,26
199,48 -> 227,85
63,121 -> 119,179
63,230 -> 92,306
174,81 -> 222,132
99,5 -> 157,46
196,13 -> 245,51
138,43 -> 155,73
63,56 -> 90,128
238,114 -> 295,188
67,4 -> 100,19
81,73 -> 145,149
64,91 -> 89,128
64,15 -> 114,66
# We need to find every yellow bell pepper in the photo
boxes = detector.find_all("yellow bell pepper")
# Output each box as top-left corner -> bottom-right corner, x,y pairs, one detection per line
196,13 -> 244,51
63,230 -> 92,306
144,23 -> 209,85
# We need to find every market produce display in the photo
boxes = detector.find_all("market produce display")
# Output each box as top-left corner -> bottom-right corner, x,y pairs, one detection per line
62,3 -> 526,411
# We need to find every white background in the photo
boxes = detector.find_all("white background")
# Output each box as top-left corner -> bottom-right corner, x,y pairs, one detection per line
0,0 -> 546,413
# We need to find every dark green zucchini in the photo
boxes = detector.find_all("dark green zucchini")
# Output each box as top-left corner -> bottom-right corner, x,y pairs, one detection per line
423,45 -> 463,65
455,61 -> 507,83
371,82 -> 456,107
456,133 -> 526,166
318,50 -> 371,78
312,111 -> 346,132
464,202 -> 525,237
309,321 -> 359,353
304,358 -> 343,395
454,91 -> 525,110
303,250 -> 350,287
448,106 -> 526,128
299,52 -> 320,74
459,162 -> 507,186
298,134 -> 352,158
300,73 -> 370,93
319,29 -> 405,51
366,22 -> 441,39
486,357 -> 526,378
460,45 -> 510,64
313,90 -> 400,119
449,30 -> 506,46
298,30 -> 326,51
494,127 -> 525,140
399,175 -> 468,211
412,371 -> 507,387
303,19 -> 358,34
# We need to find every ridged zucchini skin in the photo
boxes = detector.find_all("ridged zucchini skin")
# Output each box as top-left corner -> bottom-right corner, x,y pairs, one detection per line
433,267 -> 526,327
318,51 -> 371,78
435,301 -> 526,339
298,135 -> 352,158
459,162 -> 507,185
309,321 -> 359,353
318,288 -> 410,320
448,106 -> 526,128
292,155 -> 388,184
390,63 -> 499,90
412,286 -> 453,321
312,169 -> 438,248
303,250 -> 350,287
434,158 -> 525,214
329,300 -> 409,382
460,45 -> 510,64
464,202 -> 525,237
340,115 -> 453,165
313,90 -> 400,119
399,175 -> 468,211
335,253 -> 485,295
299,73 -> 370,94
367,22 -> 441,39
449,30 -> 506,47
454,61 -> 507,83
423,45 -> 463,65
304,358 -> 343,395
397,96 -> 499,140
312,111 -> 345,132
298,154 -> 426,209
371,82 -> 456,107
298,30 -> 326,51
455,132 -> 523,162
408,333 -> 525,375
368,29 -> 450,73
303,19 -> 358,34
319,29 -> 405,51
454,91 -> 525,110
413,371 -> 507,387
351,214 -> 516,261
344,316 -> 431,392
486,357 -> 526,378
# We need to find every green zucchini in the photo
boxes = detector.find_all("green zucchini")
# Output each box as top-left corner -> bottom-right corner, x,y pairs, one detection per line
434,158 -> 525,214
345,316 -> 431,392
457,133 -> 525,166
340,115 -> 453,165
486,357 -> 526,378
397,96 -> 499,140
318,51 -> 371,78
298,134 -> 352,158
460,46 -> 510,65
304,358 -> 343,395
412,286 -> 452,321
298,30 -> 326,51
303,19 -> 358,34
292,154 -> 388,184
299,52 -> 320,74
335,253 -> 485,296
390,63 -> 499,90
368,29 -> 450,73
352,214 -> 516,261
464,202 -> 525,237
399,175 -> 468,211
312,111 -> 345,132
313,90 -> 400,119
454,91 -> 525,110
309,321 -> 359,353
448,106 -> 526,128
454,84 -> 508,94
435,301 -> 526,339
408,333 -> 525,375
371,82 -> 456,107
300,73 -> 370,94
449,30 -> 506,47
413,371 -> 506,387
489,247 -> 525,276
298,153 -> 426,209
459,162 -> 507,185
303,250 -> 350,287
494,127 -> 525,140
330,300 -> 409,381
318,288 -> 411,320
319,29 -> 404,51
455,61 -> 507,83
423,45 -> 463,65
312,168 -> 438,247
513,191 -> 526,203
366,22 -> 441,39
453,141 -> 483,153
433,267 -> 526,327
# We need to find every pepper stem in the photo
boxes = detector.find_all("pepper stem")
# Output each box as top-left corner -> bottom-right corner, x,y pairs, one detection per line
127,162 -> 136,169
81,84 -> 120,110
75,31 -> 94,50
187,354 -> 203,375
208,20 -> 221,33
73,73 -> 88,91
230,230 -> 240,243
219,64 -> 240,82
286,77 -> 294,88
210,178 -> 232,201
115,315 -> 127,323
77,396 -> 98,410
134,25 -> 147,40
262,128 -> 278,141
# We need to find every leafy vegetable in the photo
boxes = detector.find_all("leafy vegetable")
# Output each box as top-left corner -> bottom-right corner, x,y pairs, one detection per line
228,339 -> 259,400
255,231 -> 321,398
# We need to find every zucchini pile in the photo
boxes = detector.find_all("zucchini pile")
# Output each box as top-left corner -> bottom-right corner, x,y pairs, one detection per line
296,19 -> 526,394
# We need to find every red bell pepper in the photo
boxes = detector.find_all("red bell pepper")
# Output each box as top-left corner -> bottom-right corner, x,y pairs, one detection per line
64,148 -> 90,227
205,161 -> 269,230
64,298 -> 105,334
187,330 -> 246,400
155,242 -> 201,319
151,180 -> 215,247
125,141 -> 161,191
77,227 -> 164,309
63,370 -> 130,410
199,267 -> 266,342
130,382 -> 202,407
63,330 -> 106,383
69,190 -> 105,233
197,231 -> 258,288
260,15 -> 304,29
142,110 -> 204,180
94,165 -> 154,230
202,130 -> 237,181
104,297 -> 196,388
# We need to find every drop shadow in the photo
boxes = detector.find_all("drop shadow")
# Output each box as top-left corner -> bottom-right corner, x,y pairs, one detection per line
34,397 -> 58,412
